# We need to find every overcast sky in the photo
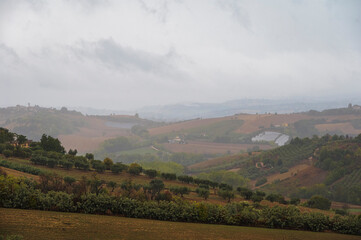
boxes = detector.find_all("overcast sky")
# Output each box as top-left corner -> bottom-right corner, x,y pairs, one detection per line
0,0 -> 360,110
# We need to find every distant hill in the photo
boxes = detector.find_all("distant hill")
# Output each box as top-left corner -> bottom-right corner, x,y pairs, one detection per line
2,104 -> 361,157
0,105 -> 160,153
137,99 -> 361,121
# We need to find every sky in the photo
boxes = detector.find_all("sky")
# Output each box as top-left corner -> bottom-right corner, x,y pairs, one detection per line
0,0 -> 360,110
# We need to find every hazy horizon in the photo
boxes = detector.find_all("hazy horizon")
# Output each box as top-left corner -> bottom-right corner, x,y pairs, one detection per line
1,0 -> 360,110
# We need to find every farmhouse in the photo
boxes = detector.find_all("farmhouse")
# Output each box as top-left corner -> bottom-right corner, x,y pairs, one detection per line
11,140 -> 32,148
168,136 -> 185,144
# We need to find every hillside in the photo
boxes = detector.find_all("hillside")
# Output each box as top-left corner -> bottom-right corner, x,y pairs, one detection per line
0,105 -> 160,153
2,105 -> 361,165
2,208 -> 359,240
193,134 -> 361,206
1,127 -> 361,237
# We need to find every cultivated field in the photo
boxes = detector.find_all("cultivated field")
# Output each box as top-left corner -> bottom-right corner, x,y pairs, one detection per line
252,164 -> 312,188
1,208 -> 360,240
162,141 -> 271,155
58,117 -> 131,153
148,117 -> 232,136
315,122 -> 360,135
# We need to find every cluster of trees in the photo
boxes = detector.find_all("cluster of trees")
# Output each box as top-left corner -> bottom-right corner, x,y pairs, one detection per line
1,174 -> 360,236
0,132 -> 66,159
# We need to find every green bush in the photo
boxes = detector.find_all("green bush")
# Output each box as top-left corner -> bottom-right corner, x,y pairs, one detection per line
302,212 -> 330,232
306,195 -> 331,210
3,149 -> 13,158
144,169 -> 157,178
0,175 -> 360,236
255,177 -> 267,187
0,160 -> 44,175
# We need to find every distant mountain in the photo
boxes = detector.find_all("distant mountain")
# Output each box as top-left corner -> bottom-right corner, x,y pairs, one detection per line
67,106 -> 135,116
137,98 -> 361,121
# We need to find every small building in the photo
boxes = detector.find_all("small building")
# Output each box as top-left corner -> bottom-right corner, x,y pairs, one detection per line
11,140 -> 32,148
168,136 -> 185,144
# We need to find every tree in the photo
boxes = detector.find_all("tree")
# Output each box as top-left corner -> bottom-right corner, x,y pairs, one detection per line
178,175 -> 194,184
237,187 -> 253,200
103,157 -> 114,170
63,176 -> 76,186
161,172 -> 176,180
128,163 -> 142,175
89,173 -> 106,196
111,162 -> 127,174
306,195 -> 331,210
266,193 -> 285,203
68,149 -> 77,156
290,197 -> 301,205
255,177 -> 267,187
40,134 -> 65,153
85,153 -> 94,160
251,191 -> 265,203
2,149 -> 13,158
149,179 -> 165,200
107,181 -> 117,192
170,186 -> 190,197
144,169 -> 157,178
16,134 -> 27,145
196,188 -> 210,200
0,127 -> 15,143
251,194 -> 263,203
218,189 -> 235,203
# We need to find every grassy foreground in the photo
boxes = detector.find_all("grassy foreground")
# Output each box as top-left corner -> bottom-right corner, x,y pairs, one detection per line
1,208 -> 360,240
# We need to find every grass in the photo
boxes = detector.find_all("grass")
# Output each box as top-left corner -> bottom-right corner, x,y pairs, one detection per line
1,156 -> 191,189
113,146 -> 158,155
1,208 -> 360,240
349,209 -> 361,214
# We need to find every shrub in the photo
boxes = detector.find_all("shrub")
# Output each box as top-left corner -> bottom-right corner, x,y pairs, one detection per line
170,186 -> 190,197
255,177 -> 267,187
178,175 -> 193,184
251,194 -> 263,203
161,172 -> 176,180
290,197 -> 301,205
196,188 -> 210,200
128,163 -> 142,175
302,212 -> 330,232
92,161 -> 106,173
103,157 -> 114,170
237,187 -> 253,200
2,149 -> 13,158
262,206 -> 304,229
306,195 -> 331,210
110,163 -> 127,174
144,169 -> 157,178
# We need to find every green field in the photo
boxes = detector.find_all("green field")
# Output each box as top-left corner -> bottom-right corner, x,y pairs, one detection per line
1,208 -> 360,240
0,156 -> 192,189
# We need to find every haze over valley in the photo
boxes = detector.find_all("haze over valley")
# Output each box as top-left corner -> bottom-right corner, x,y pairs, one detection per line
1,1 -> 361,239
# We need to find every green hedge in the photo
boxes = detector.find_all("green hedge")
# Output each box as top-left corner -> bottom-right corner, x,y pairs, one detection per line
0,160 -> 45,175
0,175 -> 360,236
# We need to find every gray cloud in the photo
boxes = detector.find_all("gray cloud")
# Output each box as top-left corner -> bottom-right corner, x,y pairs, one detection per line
71,39 -> 185,78
0,0 -> 360,110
